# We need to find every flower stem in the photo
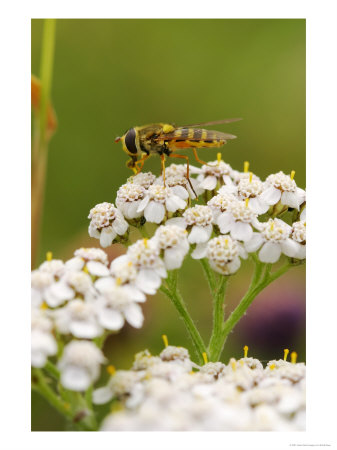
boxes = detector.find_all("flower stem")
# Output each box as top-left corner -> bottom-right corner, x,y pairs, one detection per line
209,261 -> 291,361
208,276 -> 229,361
39,19 -> 56,145
32,368 -> 97,431
31,19 -> 57,268
32,368 -> 73,421
160,271 -> 207,365
45,360 -> 60,379
199,258 -> 217,294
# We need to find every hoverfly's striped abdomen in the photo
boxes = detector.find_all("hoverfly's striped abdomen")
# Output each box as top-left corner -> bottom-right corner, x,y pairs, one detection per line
167,128 -> 228,149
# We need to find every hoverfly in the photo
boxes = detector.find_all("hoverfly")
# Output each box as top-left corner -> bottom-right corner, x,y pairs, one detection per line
114,118 -> 241,192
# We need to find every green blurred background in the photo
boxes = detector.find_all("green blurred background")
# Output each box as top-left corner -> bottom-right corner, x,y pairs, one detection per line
31,19 -> 305,430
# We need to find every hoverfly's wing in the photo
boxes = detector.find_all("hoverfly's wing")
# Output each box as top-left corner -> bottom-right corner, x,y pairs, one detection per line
179,118 -> 242,128
161,128 -> 237,141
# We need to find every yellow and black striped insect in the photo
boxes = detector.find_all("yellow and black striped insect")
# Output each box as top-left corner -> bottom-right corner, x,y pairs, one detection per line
114,118 -> 241,187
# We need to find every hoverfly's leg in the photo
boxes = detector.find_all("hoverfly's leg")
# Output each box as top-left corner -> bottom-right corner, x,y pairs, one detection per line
192,148 -> 209,167
126,158 -> 138,174
168,153 -> 198,199
160,154 -> 167,186
134,154 -> 150,174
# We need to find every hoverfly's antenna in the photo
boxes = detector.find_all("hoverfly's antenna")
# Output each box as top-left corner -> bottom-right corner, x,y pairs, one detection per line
114,136 -> 121,143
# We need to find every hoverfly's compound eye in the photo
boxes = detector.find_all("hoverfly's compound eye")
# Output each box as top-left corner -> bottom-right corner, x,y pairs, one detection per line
124,128 -> 138,155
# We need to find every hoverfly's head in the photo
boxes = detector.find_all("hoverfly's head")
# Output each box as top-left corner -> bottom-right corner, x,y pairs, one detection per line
115,127 -> 139,157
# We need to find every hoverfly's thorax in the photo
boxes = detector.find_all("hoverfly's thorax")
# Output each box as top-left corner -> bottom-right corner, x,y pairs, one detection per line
123,128 -> 140,156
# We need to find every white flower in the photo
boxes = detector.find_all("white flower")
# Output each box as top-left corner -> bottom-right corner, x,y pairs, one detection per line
203,235 -> 247,275
216,199 -> 261,242
156,173 -> 197,200
58,341 -> 106,391
95,284 -> 144,331
99,347 -> 306,431
199,362 -> 226,379
105,255 -> 147,301
231,169 -> 261,185
53,299 -> 103,338
168,205 -> 214,246
38,259 -> 66,278
153,225 -> 189,270
93,370 -> 144,405
300,206 -> 306,221
31,270 -> 55,308
127,238 -> 167,294
88,202 -> 128,247
65,247 -> 110,277
207,193 -> 236,221
236,177 -> 270,214
191,159 -> 234,190
116,183 -> 146,219
128,171 -> 157,188
132,350 -> 161,371
288,220 -> 306,259
260,171 -> 306,210
245,218 -> 297,263
136,185 -> 186,224
42,270 -> 96,308
31,309 -> 57,368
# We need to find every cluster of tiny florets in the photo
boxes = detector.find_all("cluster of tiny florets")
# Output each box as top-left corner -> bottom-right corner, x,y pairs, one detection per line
32,157 -> 306,410
97,346 -> 305,431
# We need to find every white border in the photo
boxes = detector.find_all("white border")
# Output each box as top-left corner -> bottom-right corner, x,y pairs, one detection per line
1,1 -> 337,449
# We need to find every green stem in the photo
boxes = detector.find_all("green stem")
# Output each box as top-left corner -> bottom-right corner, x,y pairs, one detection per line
31,19 -> 56,268
39,19 -> 56,145
32,368 -> 73,421
45,360 -> 60,379
208,276 -> 229,361
210,261 -> 291,361
199,258 -> 217,294
160,271 -> 207,364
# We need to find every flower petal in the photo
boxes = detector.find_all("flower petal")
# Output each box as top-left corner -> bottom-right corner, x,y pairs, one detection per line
258,242 -> 281,263
165,217 -> 187,228
171,185 -> 189,200
98,309 -> 125,331
227,257 -> 241,274
124,303 -> 144,328
136,196 -> 150,213
135,269 -> 161,295
92,387 -> 113,405
245,233 -> 264,253
144,201 -> 165,224
200,175 -> 217,190
281,191 -> 299,209
188,224 -> 212,244
112,218 -> 128,235
95,276 -> 116,293
249,197 -> 269,215
166,195 -> 186,212
230,222 -> 253,242
61,366 -> 91,391
70,321 -> 102,339
100,227 -> 116,248
217,212 -> 233,234
65,257 -> 84,271
87,261 -> 110,277
260,186 -> 281,205
281,238 -> 303,258
164,247 -> 186,270
191,243 -> 208,259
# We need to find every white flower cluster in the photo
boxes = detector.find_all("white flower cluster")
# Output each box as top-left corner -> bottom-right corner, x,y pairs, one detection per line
99,346 -> 306,431
31,245 -> 165,390
31,231 -> 190,387
88,160 -> 306,273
